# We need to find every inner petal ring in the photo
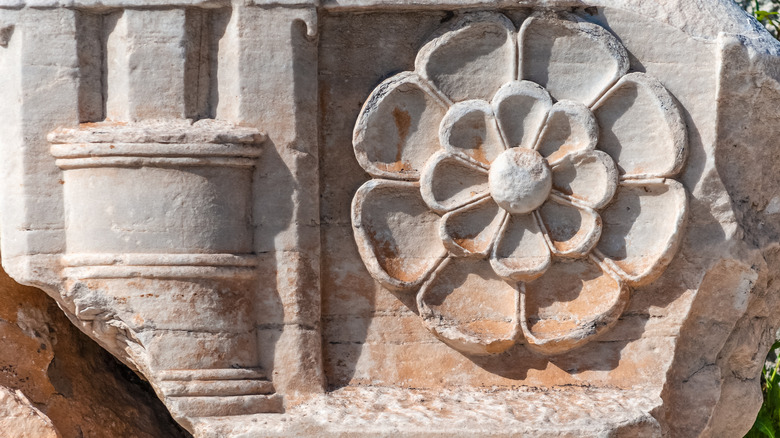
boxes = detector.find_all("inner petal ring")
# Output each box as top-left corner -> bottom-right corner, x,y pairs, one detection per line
488,148 -> 552,214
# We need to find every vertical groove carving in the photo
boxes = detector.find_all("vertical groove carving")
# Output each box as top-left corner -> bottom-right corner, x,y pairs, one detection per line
75,11 -> 105,122
184,8 -> 213,119
76,8 -> 225,123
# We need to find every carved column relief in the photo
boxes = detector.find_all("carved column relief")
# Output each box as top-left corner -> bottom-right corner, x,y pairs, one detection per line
0,3 -> 312,431
0,0 -> 326,428
49,121 -> 277,420
49,6 -> 283,425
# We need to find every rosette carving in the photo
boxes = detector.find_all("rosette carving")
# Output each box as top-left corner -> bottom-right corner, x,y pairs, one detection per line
351,12 -> 687,356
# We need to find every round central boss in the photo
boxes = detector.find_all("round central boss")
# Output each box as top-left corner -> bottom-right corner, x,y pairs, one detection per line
488,148 -> 552,214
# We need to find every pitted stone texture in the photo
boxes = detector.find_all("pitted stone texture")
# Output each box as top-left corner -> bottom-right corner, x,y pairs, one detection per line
192,386 -> 662,437
48,119 -> 266,145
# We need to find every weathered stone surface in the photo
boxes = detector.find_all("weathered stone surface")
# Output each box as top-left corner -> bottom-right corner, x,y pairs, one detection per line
0,387 -> 59,438
0,264 -> 190,437
0,0 -> 779,437
193,386 -> 663,437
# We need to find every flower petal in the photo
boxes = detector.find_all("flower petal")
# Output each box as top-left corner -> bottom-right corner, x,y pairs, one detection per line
551,150 -> 618,209
441,197 -> 506,257
535,100 -> 598,165
592,72 -> 687,179
490,213 -> 551,282
519,14 -> 629,106
416,12 -> 517,103
353,72 -> 449,180
492,80 -> 552,150
593,179 -> 687,286
418,257 -> 520,355
536,195 -> 601,257
420,151 -> 490,214
439,100 -> 506,167
352,180 -> 447,291
521,256 -> 629,355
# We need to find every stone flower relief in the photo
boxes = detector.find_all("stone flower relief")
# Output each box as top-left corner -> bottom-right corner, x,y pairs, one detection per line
351,12 -> 688,356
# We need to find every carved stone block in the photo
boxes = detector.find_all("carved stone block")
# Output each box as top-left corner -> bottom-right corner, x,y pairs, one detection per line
0,1 -> 779,437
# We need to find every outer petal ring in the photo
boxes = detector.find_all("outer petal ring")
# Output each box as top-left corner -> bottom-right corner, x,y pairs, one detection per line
352,179 -> 447,291
520,255 -> 629,355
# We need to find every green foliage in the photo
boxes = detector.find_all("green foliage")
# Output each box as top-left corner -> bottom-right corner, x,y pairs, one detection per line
745,340 -> 780,438
748,0 -> 780,40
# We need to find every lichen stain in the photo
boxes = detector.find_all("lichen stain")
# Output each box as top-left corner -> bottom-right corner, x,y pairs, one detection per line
392,107 -> 411,162
367,227 -> 419,283
377,107 -> 414,173
454,231 -> 492,253
547,143 -> 581,163
470,141 -> 489,165
79,121 -> 128,129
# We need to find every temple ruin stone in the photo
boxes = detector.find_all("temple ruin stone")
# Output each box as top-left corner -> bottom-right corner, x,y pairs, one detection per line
1,0 -> 780,436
